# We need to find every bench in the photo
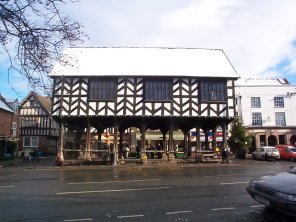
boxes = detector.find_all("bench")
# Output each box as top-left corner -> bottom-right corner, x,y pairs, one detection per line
196,151 -> 221,163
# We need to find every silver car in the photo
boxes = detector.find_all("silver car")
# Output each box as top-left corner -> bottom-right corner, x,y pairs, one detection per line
252,146 -> 280,161
246,166 -> 296,216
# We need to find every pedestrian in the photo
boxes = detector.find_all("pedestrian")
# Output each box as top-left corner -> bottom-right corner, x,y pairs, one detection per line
225,147 -> 231,163
221,149 -> 227,163
122,145 -> 129,159
136,146 -> 140,159
32,148 -> 39,162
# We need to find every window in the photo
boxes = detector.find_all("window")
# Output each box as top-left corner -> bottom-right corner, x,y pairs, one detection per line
89,79 -> 116,100
11,122 -> 17,137
275,112 -> 286,126
251,97 -> 261,108
200,81 -> 226,102
252,112 -> 262,126
145,80 -> 172,101
274,97 -> 284,107
23,136 -> 39,147
21,117 -> 38,127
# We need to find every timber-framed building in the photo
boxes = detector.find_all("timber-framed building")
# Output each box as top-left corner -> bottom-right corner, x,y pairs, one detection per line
19,92 -> 59,155
50,47 -> 239,164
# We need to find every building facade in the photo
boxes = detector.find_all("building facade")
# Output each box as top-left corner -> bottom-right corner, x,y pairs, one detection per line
0,94 -> 19,158
50,47 -> 239,163
235,78 -> 296,150
19,92 -> 59,155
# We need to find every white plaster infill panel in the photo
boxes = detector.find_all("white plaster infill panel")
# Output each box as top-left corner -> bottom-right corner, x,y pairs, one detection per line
200,104 -> 207,116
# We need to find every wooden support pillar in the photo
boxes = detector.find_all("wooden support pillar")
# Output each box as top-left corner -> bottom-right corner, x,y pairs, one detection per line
162,132 -> 167,159
57,75 -> 65,163
195,127 -> 201,151
168,123 -> 175,161
57,118 -> 64,162
183,131 -> 188,158
97,129 -> 102,141
113,123 -> 119,166
195,127 -> 201,162
140,126 -> 147,164
119,130 -> 124,159
222,123 -> 227,149
212,128 -> 217,152
204,129 -> 209,150
85,118 -> 91,161
188,131 -> 191,156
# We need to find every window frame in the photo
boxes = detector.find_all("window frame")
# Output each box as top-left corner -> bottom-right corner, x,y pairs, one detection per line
23,136 -> 39,147
275,112 -> 286,126
252,112 -> 262,126
144,80 -> 172,101
251,97 -> 261,108
274,97 -> 284,108
88,79 -> 117,101
199,81 -> 227,102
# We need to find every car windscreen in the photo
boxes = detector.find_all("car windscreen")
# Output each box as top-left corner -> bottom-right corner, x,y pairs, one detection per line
266,148 -> 277,152
290,148 -> 296,152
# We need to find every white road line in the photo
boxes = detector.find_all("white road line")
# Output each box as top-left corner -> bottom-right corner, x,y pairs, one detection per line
212,207 -> 235,211
203,172 -> 277,178
166,210 -> 192,215
250,205 -> 265,208
56,186 -> 171,195
0,185 -> 15,189
68,178 -> 161,185
64,218 -> 93,222
117,215 -> 144,219
220,182 -> 249,185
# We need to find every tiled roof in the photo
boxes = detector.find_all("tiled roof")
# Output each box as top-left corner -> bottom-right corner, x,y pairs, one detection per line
0,96 -> 14,113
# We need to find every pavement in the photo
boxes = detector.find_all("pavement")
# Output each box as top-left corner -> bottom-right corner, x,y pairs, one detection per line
0,156 -> 243,169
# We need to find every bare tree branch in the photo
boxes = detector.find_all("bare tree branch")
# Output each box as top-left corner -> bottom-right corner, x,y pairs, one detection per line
0,0 -> 86,96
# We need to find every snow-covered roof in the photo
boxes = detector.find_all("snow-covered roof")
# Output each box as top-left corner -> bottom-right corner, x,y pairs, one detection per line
50,47 -> 239,78
235,78 -> 291,86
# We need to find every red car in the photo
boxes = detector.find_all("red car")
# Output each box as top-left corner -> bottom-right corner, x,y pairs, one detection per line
276,145 -> 296,161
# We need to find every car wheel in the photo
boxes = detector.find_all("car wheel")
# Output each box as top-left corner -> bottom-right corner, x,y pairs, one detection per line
262,155 -> 266,161
290,157 -> 294,162
252,154 -> 256,160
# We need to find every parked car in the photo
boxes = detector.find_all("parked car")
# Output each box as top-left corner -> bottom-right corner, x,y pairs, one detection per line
276,145 -> 296,162
252,146 -> 280,161
246,166 -> 296,217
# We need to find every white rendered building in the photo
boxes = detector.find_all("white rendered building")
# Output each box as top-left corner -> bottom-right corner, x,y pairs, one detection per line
235,78 -> 296,149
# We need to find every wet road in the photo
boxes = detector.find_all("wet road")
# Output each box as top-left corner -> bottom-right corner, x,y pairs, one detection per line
0,159 -> 295,222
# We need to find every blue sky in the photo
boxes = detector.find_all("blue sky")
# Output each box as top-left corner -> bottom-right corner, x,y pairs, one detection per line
2,0 -> 296,100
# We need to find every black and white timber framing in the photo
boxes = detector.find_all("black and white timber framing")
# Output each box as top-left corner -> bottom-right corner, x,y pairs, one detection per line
19,92 -> 59,154
50,47 -> 239,163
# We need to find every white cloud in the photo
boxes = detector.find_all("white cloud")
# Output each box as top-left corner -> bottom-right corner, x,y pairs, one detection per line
4,0 -> 296,99
65,0 -> 296,82
141,0 -> 296,80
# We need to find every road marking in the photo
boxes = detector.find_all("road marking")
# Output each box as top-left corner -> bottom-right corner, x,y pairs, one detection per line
68,178 -> 161,185
203,172 -> 277,178
166,210 -> 192,215
250,205 -> 265,208
212,207 -> 235,211
117,215 -> 144,219
64,219 -> 93,222
56,186 -> 171,195
220,182 -> 249,185
0,185 -> 15,189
